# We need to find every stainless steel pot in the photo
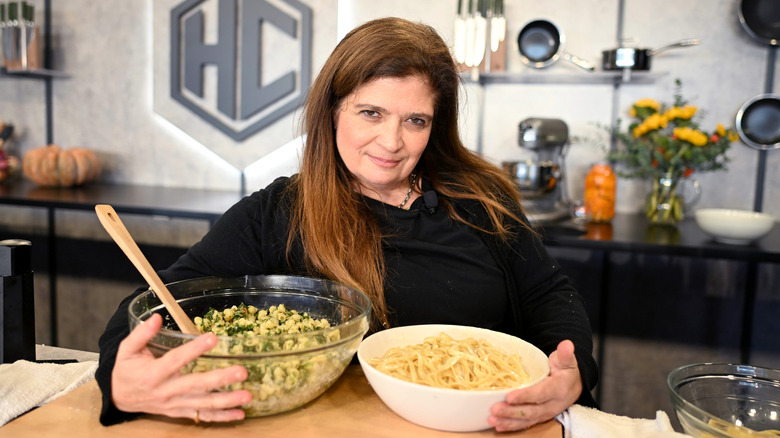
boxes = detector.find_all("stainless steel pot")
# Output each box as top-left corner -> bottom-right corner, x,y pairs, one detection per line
502,161 -> 560,199
602,39 -> 700,71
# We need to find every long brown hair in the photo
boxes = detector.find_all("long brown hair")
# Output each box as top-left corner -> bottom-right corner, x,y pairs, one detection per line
288,17 -> 528,329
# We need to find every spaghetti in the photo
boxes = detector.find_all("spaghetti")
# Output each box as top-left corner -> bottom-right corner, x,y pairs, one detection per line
704,418 -> 780,437
369,332 -> 530,390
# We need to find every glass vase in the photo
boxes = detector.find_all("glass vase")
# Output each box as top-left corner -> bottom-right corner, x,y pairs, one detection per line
644,175 -> 701,225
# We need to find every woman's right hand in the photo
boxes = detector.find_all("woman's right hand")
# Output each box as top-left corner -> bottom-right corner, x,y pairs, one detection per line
111,313 -> 252,422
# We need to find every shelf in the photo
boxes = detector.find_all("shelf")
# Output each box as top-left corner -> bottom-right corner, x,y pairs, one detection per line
0,66 -> 68,79
462,70 -> 667,85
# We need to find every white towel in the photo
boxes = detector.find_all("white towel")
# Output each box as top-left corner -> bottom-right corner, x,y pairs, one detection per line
556,404 -> 692,438
0,359 -> 98,427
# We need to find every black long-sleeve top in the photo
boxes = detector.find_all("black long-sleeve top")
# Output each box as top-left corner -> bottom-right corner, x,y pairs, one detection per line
97,176 -> 598,425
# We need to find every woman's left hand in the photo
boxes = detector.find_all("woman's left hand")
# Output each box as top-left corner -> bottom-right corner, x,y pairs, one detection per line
488,339 -> 582,432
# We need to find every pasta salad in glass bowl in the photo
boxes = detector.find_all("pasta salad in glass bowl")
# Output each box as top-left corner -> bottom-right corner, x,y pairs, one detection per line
128,275 -> 371,417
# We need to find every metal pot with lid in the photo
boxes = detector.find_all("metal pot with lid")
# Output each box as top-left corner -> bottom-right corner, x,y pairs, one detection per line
602,38 -> 699,81
602,39 -> 700,70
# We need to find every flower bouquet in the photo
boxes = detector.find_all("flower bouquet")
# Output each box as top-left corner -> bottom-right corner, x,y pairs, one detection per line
609,81 -> 737,224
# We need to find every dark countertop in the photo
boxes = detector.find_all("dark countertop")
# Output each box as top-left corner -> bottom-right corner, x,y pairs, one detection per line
2,179 -> 779,263
0,179 -> 243,222
537,214 -> 780,263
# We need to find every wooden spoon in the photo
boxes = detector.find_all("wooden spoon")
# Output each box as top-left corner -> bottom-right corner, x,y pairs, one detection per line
95,204 -> 199,335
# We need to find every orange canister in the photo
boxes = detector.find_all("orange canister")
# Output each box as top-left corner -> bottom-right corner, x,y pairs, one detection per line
584,162 -> 616,222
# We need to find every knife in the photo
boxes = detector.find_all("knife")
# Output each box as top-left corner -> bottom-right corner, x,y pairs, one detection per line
464,0 -> 476,67
471,0 -> 487,67
490,0 -> 506,53
454,0 -> 467,64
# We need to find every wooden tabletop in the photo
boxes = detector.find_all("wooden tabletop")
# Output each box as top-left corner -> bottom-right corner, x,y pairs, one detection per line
0,366 -> 562,438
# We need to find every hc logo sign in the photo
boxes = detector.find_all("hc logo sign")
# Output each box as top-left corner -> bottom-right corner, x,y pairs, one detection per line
170,0 -> 312,141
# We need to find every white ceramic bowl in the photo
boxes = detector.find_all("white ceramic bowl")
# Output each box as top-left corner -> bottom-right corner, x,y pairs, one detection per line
694,208 -> 776,244
357,324 -> 550,432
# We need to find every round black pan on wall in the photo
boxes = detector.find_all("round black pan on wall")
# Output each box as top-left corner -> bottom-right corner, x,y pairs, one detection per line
516,19 -> 594,71
739,0 -> 780,45
736,94 -> 780,150
517,19 -> 563,68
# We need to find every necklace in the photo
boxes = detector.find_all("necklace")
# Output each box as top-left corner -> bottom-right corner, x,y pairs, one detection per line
397,173 -> 418,209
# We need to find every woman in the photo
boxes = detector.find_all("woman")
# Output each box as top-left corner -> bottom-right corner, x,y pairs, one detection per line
97,17 -> 598,432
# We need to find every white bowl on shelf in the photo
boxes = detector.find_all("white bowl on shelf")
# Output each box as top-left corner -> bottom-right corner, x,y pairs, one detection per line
694,208 -> 776,244
357,324 -> 549,432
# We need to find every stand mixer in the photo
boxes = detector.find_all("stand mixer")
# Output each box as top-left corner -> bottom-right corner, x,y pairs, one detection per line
502,118 -> 571,224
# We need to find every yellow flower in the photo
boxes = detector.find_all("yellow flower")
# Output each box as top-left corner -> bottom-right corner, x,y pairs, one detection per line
664,105 -> 697,121
648,113 -> 668,129
634,98 -> 660,111
633,113 -> 668,137
674,127 -> 708,146
609,82 -> 733,183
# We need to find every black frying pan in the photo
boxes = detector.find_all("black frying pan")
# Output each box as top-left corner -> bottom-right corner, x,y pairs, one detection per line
736,94 -> 780,150
516,19 -> 594,71
739,0 -> 780,45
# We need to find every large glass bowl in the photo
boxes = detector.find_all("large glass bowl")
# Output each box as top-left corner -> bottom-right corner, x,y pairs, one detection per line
128,275 -> 371,417
668,363 -> 780,437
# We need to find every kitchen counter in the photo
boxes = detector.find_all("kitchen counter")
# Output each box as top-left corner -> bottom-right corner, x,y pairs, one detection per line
537,214 -> 780,381
539,215 -> 780,263
0,365 -> 562,438
0,179 -> 241,224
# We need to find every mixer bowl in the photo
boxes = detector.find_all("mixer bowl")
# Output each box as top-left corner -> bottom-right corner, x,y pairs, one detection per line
502,160 -> 560,198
